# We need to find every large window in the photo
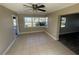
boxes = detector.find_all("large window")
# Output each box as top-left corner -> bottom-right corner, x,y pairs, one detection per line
24,17 -> 32,28
33,17 -> 39,27
61,17 -> 66,28
24,17 -> 48,28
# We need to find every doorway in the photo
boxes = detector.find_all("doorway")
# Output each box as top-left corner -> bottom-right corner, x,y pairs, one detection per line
12,15 -> 19,38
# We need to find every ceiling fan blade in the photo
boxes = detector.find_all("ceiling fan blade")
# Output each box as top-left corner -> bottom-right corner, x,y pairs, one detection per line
23,5 -> 32,8
38,9 -> 46,12
37,5 -> 45,8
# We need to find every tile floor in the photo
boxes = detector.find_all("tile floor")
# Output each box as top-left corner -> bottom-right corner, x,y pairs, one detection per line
6,32 -> 75,55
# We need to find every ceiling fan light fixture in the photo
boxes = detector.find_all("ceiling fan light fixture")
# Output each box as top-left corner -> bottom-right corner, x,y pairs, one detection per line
23,3 -> 46,12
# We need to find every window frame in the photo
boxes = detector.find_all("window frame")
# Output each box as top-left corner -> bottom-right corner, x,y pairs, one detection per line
24,17 -> 48,28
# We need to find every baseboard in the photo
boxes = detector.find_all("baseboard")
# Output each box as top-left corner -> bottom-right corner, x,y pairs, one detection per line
44,31 -> 58,40
20,30 -> 44,35
2,38 -> 17,55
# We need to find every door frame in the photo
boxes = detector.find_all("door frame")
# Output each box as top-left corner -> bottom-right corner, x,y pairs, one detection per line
57,16 -> 61,40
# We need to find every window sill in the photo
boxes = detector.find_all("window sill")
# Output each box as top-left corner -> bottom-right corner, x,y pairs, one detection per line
25,26 -> 48,28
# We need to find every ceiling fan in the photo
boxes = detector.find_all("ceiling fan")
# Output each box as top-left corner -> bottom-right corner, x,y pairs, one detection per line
23,3 -> 46,12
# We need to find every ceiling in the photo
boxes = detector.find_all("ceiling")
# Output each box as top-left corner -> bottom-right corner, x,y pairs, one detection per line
0,3 -> 76,15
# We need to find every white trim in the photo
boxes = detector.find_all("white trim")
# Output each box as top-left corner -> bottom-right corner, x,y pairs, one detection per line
2,38 -> 17,55
44,31 -> 58,40
20,30 -> 44,35
16,16 -> 20,35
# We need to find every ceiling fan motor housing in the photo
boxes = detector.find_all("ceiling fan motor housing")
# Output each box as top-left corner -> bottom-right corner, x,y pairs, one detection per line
32,4 -> 38,10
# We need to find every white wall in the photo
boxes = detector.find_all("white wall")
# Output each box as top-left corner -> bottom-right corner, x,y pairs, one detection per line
18,14 -> 46,33
0,5 -> 16,54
